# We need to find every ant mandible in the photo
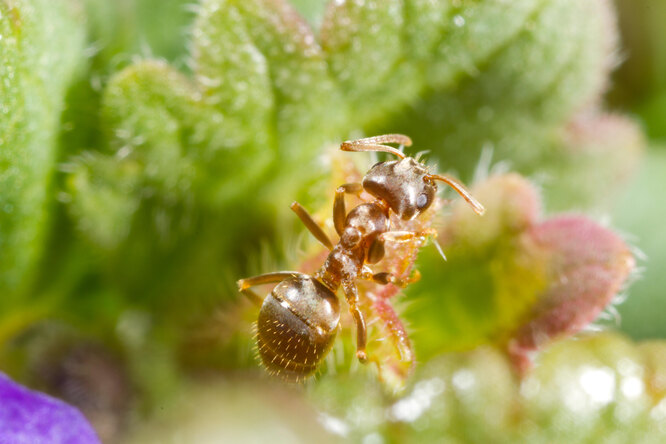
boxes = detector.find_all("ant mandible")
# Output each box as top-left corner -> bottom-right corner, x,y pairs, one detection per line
237,134 -> 485,381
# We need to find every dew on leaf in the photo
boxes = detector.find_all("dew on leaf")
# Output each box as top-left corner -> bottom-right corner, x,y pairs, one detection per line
362,432 -> 383,444
388,378 -> 445,423
651,398 -> 666,423
318,412 -> 349,437
620,376 -> 644,399
579,366 -> 616,405
452,369 -> 476,392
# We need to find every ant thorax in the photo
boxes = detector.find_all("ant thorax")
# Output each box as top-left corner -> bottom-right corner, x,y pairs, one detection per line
316,202 -> 390,290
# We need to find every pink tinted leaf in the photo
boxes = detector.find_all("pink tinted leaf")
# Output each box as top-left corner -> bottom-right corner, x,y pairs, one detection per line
509,216 -> 635,371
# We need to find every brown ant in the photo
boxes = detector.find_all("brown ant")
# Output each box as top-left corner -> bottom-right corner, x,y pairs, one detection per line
237,134 -> 485,381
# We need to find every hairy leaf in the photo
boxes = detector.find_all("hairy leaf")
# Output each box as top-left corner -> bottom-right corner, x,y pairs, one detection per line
0,0 -> 85,300
310,333 -> 666,443
405,174 -> 634,365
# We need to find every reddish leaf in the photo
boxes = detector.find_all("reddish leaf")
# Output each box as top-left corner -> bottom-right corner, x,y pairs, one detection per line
509,216 -> 635,372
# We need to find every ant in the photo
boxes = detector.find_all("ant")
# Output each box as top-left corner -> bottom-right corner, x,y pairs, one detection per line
237,134 -> 485,381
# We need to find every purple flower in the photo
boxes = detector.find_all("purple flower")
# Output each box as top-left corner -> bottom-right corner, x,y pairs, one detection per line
0,372 -> 100,444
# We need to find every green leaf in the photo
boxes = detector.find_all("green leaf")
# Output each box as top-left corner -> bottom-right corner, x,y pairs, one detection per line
310,333 -> 666,443
371,0 -> 625,185
321,0 -> 415,124
404,174 -> 634,363
68,0 -> 630,253
194,0 -> 346,162
0,0 -> 85,299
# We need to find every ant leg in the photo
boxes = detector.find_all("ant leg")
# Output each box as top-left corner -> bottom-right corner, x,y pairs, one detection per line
379,228 -> 438,243
381,229 -> 448,261
360,269 -> 421,288
343,282 -> 368,363
367,237 -> 385,264
334,183 -> 363,236
239,288 -> 265,306
290,201 -> 333,250
237,272 -> 306,289
237,272 -> 306,306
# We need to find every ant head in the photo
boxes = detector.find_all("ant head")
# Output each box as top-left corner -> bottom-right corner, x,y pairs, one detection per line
363,158 -> 437,220
341,134 -> 485,220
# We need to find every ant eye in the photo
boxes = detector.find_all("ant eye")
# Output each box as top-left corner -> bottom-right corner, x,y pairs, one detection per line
416,193 -> 429,209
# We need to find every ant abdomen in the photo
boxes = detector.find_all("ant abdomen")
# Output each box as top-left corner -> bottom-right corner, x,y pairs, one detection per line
256,276 -> 340,380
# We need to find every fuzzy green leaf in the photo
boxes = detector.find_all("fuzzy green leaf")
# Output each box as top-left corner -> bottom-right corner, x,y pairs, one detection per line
405,174 -> 634,363
194,0 -> 346,161
372,0 -> 626,184
0,0 -> 85,299
309,333 -> 666,443
68,0 -> 630,258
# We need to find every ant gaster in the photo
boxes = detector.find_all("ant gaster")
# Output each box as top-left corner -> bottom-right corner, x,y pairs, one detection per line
237,135 -> 485,381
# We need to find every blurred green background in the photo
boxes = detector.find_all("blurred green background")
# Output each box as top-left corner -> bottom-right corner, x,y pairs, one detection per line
1,0 -> 666,442
608,0 -> 666,340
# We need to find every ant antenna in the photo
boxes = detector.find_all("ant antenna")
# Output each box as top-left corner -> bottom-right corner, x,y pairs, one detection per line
340,134 -> 410,159
426,174 -> 486,215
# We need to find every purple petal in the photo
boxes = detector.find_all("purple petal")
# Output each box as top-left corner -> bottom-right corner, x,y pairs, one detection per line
0,372 -> 101,444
